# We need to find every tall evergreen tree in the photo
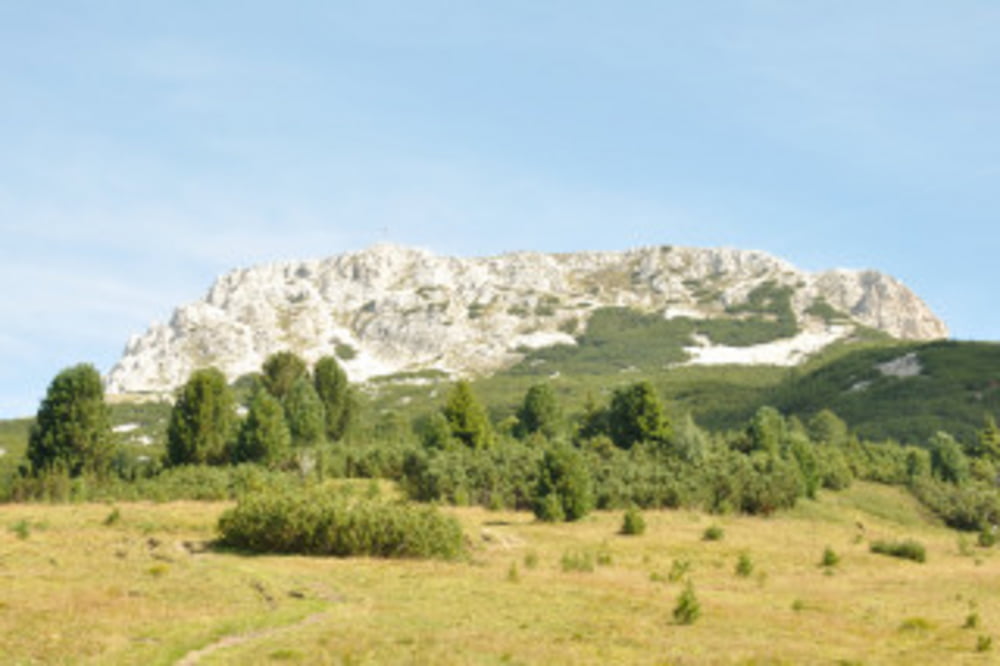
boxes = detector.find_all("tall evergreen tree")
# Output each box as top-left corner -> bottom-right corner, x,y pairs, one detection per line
313,356 -> 353,441
515,383 -> 561,440
233,390 -> 290,466
533,443 -> 593,522
608,381 -> 671,449
167,367 -> 235,466
28,363 -> 112,476
261,351 -> 309,401
929,430 -> 970,484
284,376 -> 325,446
442,380 -> 493,449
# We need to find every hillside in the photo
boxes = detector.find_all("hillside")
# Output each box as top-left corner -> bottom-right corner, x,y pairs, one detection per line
105,244 -> 946,397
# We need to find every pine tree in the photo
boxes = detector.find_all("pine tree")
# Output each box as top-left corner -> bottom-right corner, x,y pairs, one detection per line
233,390 -> 290,466
608,381 -> 671,449
442,381 -> 493,449
28,363 -> 111,476
284,376 -> 325,447
314,356 -> 354,441
515,383 -> 561,440
166,367 -> 235,466
261,351 -> 309,401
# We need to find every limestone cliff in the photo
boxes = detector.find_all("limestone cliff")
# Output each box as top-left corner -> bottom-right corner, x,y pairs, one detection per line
105,244 -> 948,395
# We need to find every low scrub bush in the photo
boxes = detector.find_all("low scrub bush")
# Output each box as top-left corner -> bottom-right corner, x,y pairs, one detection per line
702,524 -> 724,541
560,549 -> 596,573
870,538 -> 926,563
673,581 -> 700,625
820,546 -> 840,568
735,551 -> 754,577
217,485 -> 464,560
620,505 -> 646,535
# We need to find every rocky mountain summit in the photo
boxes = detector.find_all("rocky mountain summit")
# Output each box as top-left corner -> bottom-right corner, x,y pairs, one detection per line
105,244 -> 948,395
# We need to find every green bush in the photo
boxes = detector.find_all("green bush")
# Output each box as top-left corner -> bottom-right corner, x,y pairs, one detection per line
560,549 -> 595,573
735,551 -> 754,577
673,581 -> 700,625
820,546 -> 840,568
702,524 -> 724,541
870,538 -> 926,563
620,505 -> 646,535
217,485 -> 464,560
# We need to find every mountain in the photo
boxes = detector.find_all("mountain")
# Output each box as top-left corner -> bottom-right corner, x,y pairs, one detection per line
105,244 -> 947,396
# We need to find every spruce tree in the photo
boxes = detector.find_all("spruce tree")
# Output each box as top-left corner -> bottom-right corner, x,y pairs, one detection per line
28,363 -> 111,476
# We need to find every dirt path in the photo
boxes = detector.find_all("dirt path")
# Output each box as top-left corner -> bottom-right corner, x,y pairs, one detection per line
174,609 -> 329,665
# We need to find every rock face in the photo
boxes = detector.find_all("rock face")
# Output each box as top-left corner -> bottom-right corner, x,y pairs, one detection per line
105,244 -> 948,395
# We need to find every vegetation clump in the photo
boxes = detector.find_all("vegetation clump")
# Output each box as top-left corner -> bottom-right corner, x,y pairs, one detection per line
673,581 -> 701,625
620,505 -> 646,535
218,485 -> 464,560
702,524 -> 724,541
870,538 -> 926,563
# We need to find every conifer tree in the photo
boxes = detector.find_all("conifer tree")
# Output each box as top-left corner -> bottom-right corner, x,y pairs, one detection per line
284,376 -> 325,446
515,383 -> 561,440
233,390 -> 290,466
261,351 -> 309,401
442,380 -> 493,449
314,355 -> 354,441
28,363 -> 112,476
167,367 -> 235,466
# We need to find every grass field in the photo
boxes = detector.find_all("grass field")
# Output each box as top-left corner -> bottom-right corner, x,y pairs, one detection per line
1,482 -> 998,665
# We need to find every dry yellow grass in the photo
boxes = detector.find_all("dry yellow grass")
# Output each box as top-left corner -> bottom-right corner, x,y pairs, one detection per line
1,483 -> 998,665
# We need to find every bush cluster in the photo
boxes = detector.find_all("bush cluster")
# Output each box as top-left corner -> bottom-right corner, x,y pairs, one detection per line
217,485 -> 464,560
870,538 -> 926,563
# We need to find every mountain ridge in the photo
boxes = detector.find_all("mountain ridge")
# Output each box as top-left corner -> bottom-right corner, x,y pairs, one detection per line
105,243 -> 948,395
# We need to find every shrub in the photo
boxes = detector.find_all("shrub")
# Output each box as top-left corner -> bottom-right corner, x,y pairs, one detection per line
977,635 -> 993,652
820,546 -> 840,568
870,538 -> 926,563
103,507 -> 121,526
217,486 -> 464,560
10,519 -> 30,540
673,581 -> 700,625
978,528 -> 997,548
702,524 -> 724,541
560,549 -> 595,573
735,551 -> 754,577
620,505 -> 646,535
668,559 -> 692,583
965,612 -> 980,629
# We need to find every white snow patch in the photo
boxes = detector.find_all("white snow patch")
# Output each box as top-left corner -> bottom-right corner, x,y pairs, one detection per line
134,435 -> 154,447
512,330 -> 577,350
685,326 -> 851,367
663,306 -> 703,320
876,352 -> 922,378
112,423 -> 140,434
0,447 -> 6,457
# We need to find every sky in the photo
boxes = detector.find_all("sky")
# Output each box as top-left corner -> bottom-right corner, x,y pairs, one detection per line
1,2 -> 998,418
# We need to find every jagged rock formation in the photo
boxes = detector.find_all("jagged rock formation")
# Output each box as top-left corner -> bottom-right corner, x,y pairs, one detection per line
105,244 -> 948,395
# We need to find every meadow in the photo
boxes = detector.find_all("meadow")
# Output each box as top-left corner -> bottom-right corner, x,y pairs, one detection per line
2,481 -> 997,665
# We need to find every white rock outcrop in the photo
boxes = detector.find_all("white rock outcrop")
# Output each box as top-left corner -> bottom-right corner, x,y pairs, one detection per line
105,244 -> 948,395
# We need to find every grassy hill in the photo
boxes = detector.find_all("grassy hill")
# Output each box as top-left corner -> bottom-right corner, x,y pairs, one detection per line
0,482 -> 996,664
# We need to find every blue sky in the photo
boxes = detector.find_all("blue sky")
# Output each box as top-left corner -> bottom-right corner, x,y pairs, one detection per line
1,2 -> 998,417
